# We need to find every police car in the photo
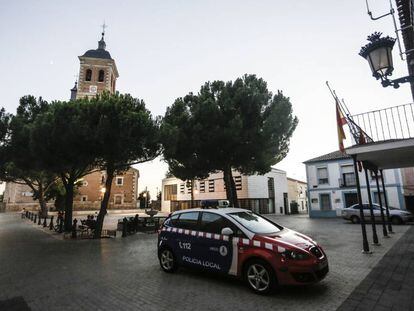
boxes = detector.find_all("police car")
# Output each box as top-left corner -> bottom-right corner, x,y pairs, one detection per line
158,207 -> 328,294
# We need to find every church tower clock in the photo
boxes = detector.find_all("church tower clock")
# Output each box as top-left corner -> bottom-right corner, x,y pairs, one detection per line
75,26 -> 119,99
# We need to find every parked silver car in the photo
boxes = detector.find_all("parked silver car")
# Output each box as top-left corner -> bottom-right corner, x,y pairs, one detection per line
341,203 -> 413,225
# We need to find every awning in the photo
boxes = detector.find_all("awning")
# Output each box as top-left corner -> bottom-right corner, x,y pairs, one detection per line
346,138 -> 414,169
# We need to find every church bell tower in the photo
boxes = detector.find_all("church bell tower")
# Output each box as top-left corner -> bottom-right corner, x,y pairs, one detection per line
74,25 -> 119,100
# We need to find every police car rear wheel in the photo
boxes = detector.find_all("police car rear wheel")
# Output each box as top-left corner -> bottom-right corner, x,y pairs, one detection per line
244,260 -> 275,294
159,248 -> 177,273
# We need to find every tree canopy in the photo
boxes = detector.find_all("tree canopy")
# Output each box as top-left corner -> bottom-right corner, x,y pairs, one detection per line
162,74 -> 298,207
81,92 -> 161,237
0,96 -> 57,217
30,99 -> 97,229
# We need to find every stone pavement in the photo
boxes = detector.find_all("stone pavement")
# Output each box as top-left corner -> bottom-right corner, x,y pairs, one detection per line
337,226 -> 414,311
0,213 -> 410,311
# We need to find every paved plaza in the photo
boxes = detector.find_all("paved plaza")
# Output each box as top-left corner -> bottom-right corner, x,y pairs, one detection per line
0,213 -> 411,311
338,226 -> 414,311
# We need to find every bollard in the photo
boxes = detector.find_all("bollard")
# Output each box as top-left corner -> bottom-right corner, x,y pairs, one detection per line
122,217 -> 127,237
49,216 -> 54,230
30,212 -> 33,221
72,219 -> 77,239
34,214 -> 37,223
58,216 -> 63,233
134,214 -> 139,232
43,216 -> 47,227
38,214 -> 42,225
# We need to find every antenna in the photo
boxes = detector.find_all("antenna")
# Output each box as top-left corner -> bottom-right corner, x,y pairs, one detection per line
365,0 -> 405,60
365,0 -> 393,20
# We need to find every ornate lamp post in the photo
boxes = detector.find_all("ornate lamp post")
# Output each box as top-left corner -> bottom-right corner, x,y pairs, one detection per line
143,192 -> 147,209
360,32 -> 414,88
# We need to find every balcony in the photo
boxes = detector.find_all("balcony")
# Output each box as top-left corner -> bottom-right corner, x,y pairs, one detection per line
350,103 -> 414,144
345,103 -> 414,169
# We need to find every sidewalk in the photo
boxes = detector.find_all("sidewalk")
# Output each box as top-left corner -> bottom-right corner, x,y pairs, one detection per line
337,226 -> 414,311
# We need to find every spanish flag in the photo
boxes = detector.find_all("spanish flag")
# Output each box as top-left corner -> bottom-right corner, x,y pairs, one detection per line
336,100 -> 347,152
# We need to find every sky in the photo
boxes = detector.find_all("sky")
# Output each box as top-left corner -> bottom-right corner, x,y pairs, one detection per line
0,0 -> 413,197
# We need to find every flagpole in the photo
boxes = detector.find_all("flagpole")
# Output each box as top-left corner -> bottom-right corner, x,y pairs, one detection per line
326,81 -> 372,143
326,81 -> 348,116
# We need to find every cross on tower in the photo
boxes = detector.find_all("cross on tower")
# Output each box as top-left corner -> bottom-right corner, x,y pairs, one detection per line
101,21 -> 107,36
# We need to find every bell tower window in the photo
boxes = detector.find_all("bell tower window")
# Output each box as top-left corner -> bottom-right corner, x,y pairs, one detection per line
98,70 -> 105,82
85,69 -> 92,81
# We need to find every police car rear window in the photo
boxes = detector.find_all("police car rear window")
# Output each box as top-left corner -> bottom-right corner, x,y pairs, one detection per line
175,212 -> 200,230
228,212 -> 281,234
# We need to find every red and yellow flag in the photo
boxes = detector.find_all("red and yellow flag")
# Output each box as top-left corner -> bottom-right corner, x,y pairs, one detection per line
336,100 -> 347,152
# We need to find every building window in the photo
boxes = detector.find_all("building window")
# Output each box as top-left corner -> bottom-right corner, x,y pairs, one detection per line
79,179 -> 88,187
114,194 -> 123,205
199,181 -> 205,193
320,194 -> 331,211
234,176 -> 242,190
116,177 -> 123,186
81,195 -> 88,202
186,180 -> 193,194
373,191 -> 387,205
85,69 -> 92,81
164,184 -> 177,201
208,180 -> 215,192
98,69 -> 105,82
317,167 -> 329,185
341,165 -> 355,187
370,170 -> 383,181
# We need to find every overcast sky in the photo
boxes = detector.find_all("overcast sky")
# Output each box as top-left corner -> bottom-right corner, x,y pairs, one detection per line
0,0 -> 412,196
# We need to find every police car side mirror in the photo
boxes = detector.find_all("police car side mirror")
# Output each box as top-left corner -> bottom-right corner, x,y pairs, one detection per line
221,227 -> 234,236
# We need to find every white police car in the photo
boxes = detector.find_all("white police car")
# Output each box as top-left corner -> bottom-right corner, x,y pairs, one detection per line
158,208 -> 328,294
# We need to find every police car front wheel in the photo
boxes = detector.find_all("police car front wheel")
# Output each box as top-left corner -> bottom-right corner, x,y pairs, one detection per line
244,260 -> 276,294
159,248 -> 178,273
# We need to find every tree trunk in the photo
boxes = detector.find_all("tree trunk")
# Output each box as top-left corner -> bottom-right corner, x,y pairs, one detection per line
94,166 -> 115,239
223,167 -> 236,207
38,184 -> 48,218
63,182 -> 74,232
190,179 -> 194,208
228,169 -> 239,208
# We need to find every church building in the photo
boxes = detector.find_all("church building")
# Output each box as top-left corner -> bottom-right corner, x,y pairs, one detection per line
3,30 -> 139,211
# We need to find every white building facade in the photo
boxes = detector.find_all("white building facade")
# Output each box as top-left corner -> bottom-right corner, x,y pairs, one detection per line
304,151 -> 405,218
161,168 -> 288,215
287,178 -> 308,213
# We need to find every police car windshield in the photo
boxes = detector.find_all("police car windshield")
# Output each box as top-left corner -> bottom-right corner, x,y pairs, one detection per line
228,212 -> 281,234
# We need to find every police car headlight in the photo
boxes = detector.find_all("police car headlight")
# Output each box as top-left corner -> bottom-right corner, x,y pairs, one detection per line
283,250 -> 310,260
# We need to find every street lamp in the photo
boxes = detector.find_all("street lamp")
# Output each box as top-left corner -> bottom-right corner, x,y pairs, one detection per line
359,32 -> 414,88
143,191 -> 147,209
